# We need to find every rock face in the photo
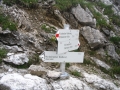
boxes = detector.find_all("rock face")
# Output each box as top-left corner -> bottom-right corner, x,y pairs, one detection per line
81,26 -> 106,49
72,4 -> 96,27
2,5 -> 31,31
0,30 -> 20,45
0,73 -> 92,90
83,73 -> 119,90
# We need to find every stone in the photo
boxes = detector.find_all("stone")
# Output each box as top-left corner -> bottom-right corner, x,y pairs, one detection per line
72,4 -> 96,27
102,28 -> 110,36
110,31 -> 116,37
91,57 -> 110,70
54,10 -> 66,26
100,0 -> 112,5
47,70 -> 61,79
106,44 -> 120,62
3,53 -> 29,65
28,65 -> 47,77
63,12 -> 78,28
81,26 -> 106,49
83,73 -> 119,90
0,31 -> 19,45
0,73 -> 92,90
0,27 -> 2,32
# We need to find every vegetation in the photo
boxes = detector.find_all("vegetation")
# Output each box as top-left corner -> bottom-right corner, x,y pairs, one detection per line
3,0 -> 38,8
0,48 -> 7,63
3,0 -> 16,6
110,66 -> 120,74
110,36 -> 120,44
70,70 -> 81,77
111,15 -> 120,27
0,13 -> 17,31
66,63 -> 70,68
83,58 -> 95,65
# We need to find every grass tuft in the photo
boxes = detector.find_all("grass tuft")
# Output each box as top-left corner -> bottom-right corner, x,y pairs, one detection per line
0,48 -> 7,63
70,70 -> 81,77
0,13 -> 17,31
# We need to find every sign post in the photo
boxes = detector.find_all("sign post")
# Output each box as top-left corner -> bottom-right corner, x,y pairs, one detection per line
60,24 -> 69,78
40,24 -> 84,79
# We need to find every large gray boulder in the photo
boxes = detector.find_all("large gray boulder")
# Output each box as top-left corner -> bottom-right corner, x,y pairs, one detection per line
91,57 -> 110,70
72,4 -> 96,27
81,26 -> 106,49
106,44 -> 120,62
28,65 -> 47,77
3,53 -> 29,65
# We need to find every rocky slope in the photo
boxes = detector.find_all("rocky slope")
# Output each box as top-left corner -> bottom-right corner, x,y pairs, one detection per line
0,0 -> 120,90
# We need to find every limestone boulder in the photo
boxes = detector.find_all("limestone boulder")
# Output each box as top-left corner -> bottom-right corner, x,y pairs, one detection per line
81,26 -> 106,49
72,4 -> 96,27
106,44 -> 120,62
3,53 -> 29,65
28,65 -> 47,77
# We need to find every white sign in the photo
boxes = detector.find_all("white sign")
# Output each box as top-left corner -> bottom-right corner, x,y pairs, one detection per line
57,39 -> 80,54
55,29 -> 79,42
39,51 -> 84,63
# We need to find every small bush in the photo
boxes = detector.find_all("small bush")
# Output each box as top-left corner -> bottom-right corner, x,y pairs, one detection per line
55,0 -> 87,11
110,66 -> 120,74
110,36 -> 120,44
111,15 -> 120,27
84,58 -> 92,65
50,36 -> 56,42
66,63 -> 70,68
92,11 -> 108,28
88,50 -> 96,56
70,70 -> 81,77
0,48 -> 7,63
20,0 -> 38,8
0,14 -> 17,31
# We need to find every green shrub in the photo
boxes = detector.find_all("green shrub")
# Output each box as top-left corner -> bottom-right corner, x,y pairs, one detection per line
70,70 -> 81,77
0,48 -> 7,63
55,0 -> 87,11
0,14 -> 17,31
110,66 -> 120,74
111,15 -> 120,27
92,11 -> 108,28
83,58 -> 92,65
66,63 -> 70,68
96,2 -> 114,16
20,0 -> 38,8
110,36 -> 120,44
